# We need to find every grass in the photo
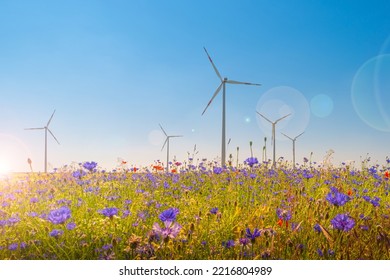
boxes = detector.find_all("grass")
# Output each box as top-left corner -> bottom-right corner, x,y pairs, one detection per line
0,159 -> 389,260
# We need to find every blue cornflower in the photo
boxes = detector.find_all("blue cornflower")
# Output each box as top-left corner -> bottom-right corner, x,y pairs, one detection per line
276,208 -> 292,221
49,229 -> 64,238
213,167 -> 223,174
66,222 -> 76,230
245,228 -> 261,242
100,207 -> 118,218
159,208 -> 179,222
8,243 -> 18,251
314,223 -> 322,233
370,197 -> 380,207
47,206 -> 71,224
83,161 -> 98,172
244,157 -> 259,167
317,248 -> 324,257
326,187 -> 350,206
222,239 -> 235,249
331,214 -> 355,232
210,207 -> 219,215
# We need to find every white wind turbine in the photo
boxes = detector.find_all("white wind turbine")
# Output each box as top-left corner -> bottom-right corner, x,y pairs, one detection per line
159,124 -> 183,173
256,111 -> 291,168
281,131 -> 304,168
202,47 -> 261,167
25,110 -> 60,173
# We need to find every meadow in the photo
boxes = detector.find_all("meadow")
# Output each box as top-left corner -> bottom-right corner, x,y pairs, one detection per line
0,158 -> 389,260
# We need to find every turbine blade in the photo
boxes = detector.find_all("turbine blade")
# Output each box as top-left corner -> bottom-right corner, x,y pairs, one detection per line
226,80 -> 261,86
25,127 -> 44,130
295,132 -> 305,139
281,132 -> 294,141
47,128 -> 60,145
161,138 -> 168,151
256,111 -> 273,124
275,113 -> 291,124
170,135 -> 183,138
47,110 -> 56,127
203,47 -> 223,82
159,124 -> 168,136
202,82 -> 223,115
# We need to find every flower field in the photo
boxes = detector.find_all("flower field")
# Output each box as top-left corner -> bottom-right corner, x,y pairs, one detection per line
0,159 -> 389,260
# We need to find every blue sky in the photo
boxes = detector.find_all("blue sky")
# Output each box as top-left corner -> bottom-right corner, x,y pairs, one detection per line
1,0 -> 390,172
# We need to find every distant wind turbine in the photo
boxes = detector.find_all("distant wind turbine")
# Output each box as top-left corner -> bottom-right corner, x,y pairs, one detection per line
159,124 -> 183,173
281,132 -> 304,168
202,47 -> 261,167
25,110 -> 60,173
256,111 -> 291,168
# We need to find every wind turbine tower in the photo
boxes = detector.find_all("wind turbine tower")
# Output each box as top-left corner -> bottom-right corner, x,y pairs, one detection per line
25,110 -> 60,173
202,47 -> 261,167
281,132 -> 304,168
159,124 -> 183,173
256,111 -> 291,168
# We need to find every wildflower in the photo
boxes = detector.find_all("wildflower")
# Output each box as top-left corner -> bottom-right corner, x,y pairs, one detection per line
222,239 -> 235,249
100,207 -> 118,218
330,214 -> 355,232
47,206 -> 71,224
210,207 -> 219,215
49,229 -> 64,238
239,237 -> 250,247
83,161 -> 98,172
152,221 -> 182,240
72,170 -> 86,179
314,224 -> 322,233
159,208 -> 179,222
276,208 -> 292,221
213,167 -> 223,174
326,187 -> 350,206
384,171 -> 390,179
245,228 -> 261,242
66,222 -> 76,230
244,157 -> 258,167
8,243 -> 18,251
370,197 -> 380,207
317,248 -> 324,257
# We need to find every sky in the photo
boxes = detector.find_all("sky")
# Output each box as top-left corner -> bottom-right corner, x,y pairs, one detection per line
0,0 -> 390,173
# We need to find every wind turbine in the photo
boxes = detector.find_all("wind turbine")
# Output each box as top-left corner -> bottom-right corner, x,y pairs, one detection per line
25,110 -> 60,173
159,124 -> 183,173
256,111 -> 291,168
281,132 -> 304,168
202,47 -> 261,167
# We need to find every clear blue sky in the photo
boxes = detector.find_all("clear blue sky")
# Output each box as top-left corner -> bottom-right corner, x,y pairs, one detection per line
1,0 -> 390,172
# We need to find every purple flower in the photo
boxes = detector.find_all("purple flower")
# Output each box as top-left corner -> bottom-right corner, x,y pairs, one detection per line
47,206 -> 71,224
8,243 -> 18,251
72,170 -> 86,179
331,214 -> 355,232
370,197 -> 380,207
210,207 -> 219,215
317,248 -> 324,257
245,228 -> 261,241
213,167 -> 223,174
244,157 -> 259,167
50,229 -> 64,237
239,238 -> 250,247
159,208 -> 179,222
276,208 -> 292,221
314,224 -> 322,233
152,221 -> 181,240
83,161 -> 98,172
66,222 -> 76,230
100,207 -> 118,218
326,187 -> 350,206
222,239 -> 235,249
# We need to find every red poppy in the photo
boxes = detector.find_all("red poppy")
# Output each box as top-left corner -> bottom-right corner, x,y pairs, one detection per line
347,189 -> 352,196
384,171 -> 390,179
277,218 -> 283,227
122,161 -> 127,165
133,167 -> 138,172
171,169 -> 177,173
153,165 -> 164,171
